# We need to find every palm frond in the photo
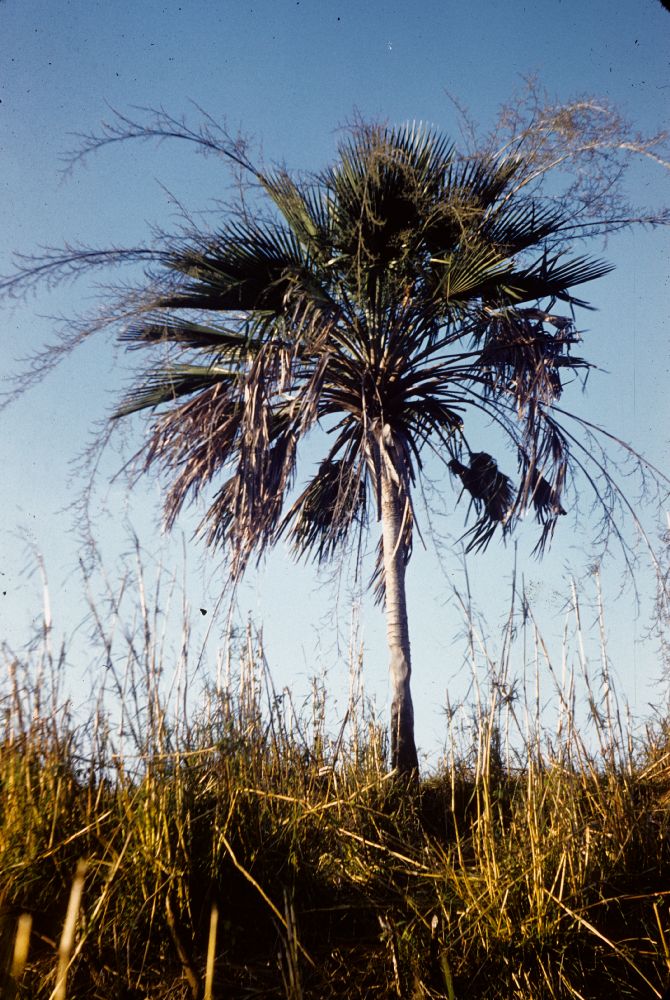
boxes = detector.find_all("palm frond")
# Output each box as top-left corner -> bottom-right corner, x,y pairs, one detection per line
502,252 -> 614,305
114,363 -> 236,417
281,457 -> 368,563
477,306 -> 589,406
203,413 -> 299,575
158,220 -> 328,313
119,314 -> 263,355
444,154 -> 519,209
324,123 -> 455,277
516,420 -> 571,555
482,199 -> 568,254
261,171 -> 331,262
431,244 -> 512,302
449,452 -> 514,551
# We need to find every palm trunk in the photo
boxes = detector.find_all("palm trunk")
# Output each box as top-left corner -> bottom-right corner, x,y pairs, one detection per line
380,467 -> 419,774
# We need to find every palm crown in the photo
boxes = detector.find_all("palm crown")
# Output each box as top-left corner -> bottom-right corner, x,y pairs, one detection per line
119,124 -> 607,566
115,123 -> 611,770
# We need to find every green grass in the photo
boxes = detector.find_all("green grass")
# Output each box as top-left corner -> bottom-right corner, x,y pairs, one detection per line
1,571 -> 670,998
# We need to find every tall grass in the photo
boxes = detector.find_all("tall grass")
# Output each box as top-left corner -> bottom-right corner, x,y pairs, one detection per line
1,560 -> 670,998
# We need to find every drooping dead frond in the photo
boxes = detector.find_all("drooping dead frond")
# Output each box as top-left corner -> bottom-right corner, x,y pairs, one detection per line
477,306 -> 589,408
281,457 -> 368,564
449,453 -> 515,552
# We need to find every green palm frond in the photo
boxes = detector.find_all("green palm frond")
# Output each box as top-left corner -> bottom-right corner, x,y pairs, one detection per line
482,199 -> 567,254
114,363 -> 236,417
502,252 -> 614,305
119,314 -> 264,355
444,154 -> 519,210
402,395 -> 465,451
261,171 -> 331,262
158,220 -> 328,313
431,243 -> 512,302
324,124 -> 455,274
418,158 -> 518,259
382,122 -> 455,178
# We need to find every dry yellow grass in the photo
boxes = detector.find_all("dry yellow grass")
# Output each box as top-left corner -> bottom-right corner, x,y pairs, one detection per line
2,567 -> 670,998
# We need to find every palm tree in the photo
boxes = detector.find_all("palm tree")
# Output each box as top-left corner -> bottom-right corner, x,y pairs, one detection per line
104,122 -> 611,773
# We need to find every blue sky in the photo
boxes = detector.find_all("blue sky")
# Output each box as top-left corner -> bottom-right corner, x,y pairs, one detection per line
1,0 -> 669,763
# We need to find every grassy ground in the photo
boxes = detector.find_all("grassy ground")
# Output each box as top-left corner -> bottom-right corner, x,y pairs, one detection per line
2,573 -> 670,998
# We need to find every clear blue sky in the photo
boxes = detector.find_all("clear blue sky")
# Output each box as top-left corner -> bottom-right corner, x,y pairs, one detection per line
1,0 -> 668,763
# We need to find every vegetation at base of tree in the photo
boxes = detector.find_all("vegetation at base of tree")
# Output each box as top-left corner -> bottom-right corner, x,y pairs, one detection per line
1,566 -> 670,999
